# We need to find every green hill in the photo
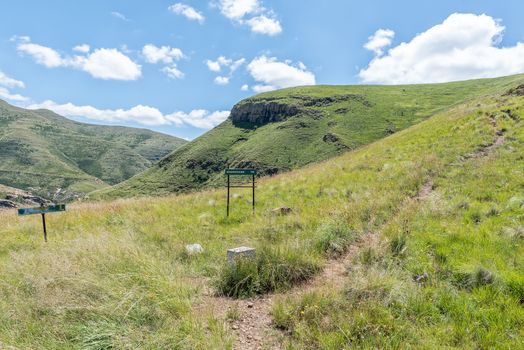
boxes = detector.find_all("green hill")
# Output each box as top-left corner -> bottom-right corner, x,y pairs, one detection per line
0,100 -> 187,201
95,74 -> 524,199
0,77 -> 522,349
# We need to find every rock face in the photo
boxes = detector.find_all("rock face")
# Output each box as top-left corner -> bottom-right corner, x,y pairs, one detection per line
230,100 -> 299,125
504,84 -> 524,96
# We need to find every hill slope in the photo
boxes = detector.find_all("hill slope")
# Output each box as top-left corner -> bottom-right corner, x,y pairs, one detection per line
95,74 -> 524,199
0,79 -> 522,349
0,100 -> 186,200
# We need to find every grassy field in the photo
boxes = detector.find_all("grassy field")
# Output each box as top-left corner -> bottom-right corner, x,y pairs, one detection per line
0,82 -> 522,349
94,75 -> 524,200
0,100 -> 186,201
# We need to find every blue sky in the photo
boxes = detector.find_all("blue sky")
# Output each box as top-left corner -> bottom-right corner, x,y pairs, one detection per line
1,0 -> 524,139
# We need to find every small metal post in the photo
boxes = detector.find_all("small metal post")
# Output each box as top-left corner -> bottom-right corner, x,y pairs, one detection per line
227,174 -> 230,217
41,213 -> 47,242
252,174 -> 255,213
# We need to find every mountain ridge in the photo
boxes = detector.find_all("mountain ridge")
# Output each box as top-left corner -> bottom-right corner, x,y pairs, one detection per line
0,100 -> 187,201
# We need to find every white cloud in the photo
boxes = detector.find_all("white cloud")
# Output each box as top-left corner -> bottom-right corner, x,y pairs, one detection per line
142,44 -> 185,79
27,100 -> 230,129
246,15 -> 282,36
162,65 -> 185,79
168,3 -> 205,23
167,110 -> 230,129
77,49 -> 142,80
15,37 -> 141,81
359,13 -> 524,84
215,0 -> 282,36
0,71 -> 25,88
17,41 -> 63,68
241,84 -> 249,91
73,44 -> 90,53
142,44 -> 184,64
214,76 -> 230,85
217,0 -> 260,20
206,59 -> 221,72
206,56 -> 245,85
111,11 -> 130,21
0,87 -> 28,102
364,29 -> 395,56
247,55 -> 316,92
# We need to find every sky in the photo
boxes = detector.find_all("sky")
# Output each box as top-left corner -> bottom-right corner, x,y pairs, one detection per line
1,0 -> 524,140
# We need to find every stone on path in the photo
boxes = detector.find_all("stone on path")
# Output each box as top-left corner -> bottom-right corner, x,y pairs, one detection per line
271,206 -> 292,215
185,243 -> 204,254
227,246 -> 256,264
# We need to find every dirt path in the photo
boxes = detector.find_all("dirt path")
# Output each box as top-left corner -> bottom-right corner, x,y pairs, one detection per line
194,233 -> 379,349
194,113 -> 507,349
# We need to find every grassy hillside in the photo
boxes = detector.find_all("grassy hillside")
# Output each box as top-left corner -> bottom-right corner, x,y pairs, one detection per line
0,100 -> 186,201
0,80 -> 522,349
95,74 -> 524,199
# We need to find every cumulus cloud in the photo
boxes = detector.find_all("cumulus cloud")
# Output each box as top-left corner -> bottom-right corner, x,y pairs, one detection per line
364,29 -> 395,56
73,44 -> 90,53
17,38 -> 63,68
142,44 -> 184,64
168,3 -> 205,23
162,65 -> 185,79
246,15 -> 282,36
0,71 -> 27,102
247,55 -> 316,92
15,37 -> 142,81
77,49 -> 142,80
0,87 -> 28,102
214,76 -> 230,85
215,0 -> 282,36
142,44 -> 185,79
217,0 -> 260,20
27,100 -> 230,129
241,84 -> 249,91
0,71 -> 25,88
206,56 -> 245,85
359,13 -> 524,84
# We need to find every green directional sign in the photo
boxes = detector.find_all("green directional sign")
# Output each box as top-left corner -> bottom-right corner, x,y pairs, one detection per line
18,204 -> 66,216
17,204 -> 66,242
225,168 -> 256,175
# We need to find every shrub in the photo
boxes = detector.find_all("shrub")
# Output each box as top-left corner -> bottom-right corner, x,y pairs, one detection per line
315,219 -> 358,258
215,247 -> 321,298
390,234 -> 407,257
452,266 -> 495,290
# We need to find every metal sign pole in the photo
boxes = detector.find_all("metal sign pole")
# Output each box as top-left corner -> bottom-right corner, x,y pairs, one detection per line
227,174 -> 230,217
41,213 -> 47,242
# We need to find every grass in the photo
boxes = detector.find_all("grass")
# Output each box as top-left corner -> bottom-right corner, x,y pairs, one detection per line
0,100 -> 186,201
94,74 -> 524,200
0,78 -> 522,348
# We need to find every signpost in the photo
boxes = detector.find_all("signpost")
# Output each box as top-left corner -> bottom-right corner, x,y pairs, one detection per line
18,204 -> 66,242
225,168 -> 256,217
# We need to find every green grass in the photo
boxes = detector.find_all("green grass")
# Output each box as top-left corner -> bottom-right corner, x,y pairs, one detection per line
0,78 -> 522,349
95,74 -> 524,200
0,100 -> 186,201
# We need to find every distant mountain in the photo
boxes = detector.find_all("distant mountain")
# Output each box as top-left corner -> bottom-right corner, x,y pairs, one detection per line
0,100 -> 187,201
93,74 -> 524,200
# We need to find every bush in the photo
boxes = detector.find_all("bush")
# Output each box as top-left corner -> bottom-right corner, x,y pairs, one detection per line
215,247 -> 321,298
315,219 -> 358,258
452,266 -> 495,290
390,234 -> 407,257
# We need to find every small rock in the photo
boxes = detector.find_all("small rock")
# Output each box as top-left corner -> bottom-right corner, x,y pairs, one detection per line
414,272 -> 429,283
232,324 -> 239,330
271,206 -> 292,216
247,302 -> 254,308
185,243 -> 204,254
